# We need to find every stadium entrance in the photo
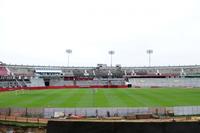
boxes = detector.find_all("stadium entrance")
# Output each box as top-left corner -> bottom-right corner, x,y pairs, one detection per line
44,79 -> 50,86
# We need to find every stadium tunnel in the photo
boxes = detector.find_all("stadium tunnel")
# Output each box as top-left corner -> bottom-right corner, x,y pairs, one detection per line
44,79 -> 50,87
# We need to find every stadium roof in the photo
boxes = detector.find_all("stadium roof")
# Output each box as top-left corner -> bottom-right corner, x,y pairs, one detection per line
35,69 -> 62,73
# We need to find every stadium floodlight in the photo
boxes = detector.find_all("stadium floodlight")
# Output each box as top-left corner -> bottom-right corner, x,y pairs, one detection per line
66,49 -> 72,67
146,49 -> 153,67
108,50 -> 115,67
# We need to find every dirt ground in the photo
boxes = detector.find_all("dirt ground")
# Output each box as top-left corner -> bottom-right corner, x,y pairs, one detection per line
0,125 -> 46,133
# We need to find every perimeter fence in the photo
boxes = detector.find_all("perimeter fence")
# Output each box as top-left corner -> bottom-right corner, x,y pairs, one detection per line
0,106 -> 200,118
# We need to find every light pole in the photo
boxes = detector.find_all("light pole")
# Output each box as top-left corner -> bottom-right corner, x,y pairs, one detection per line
66,49 -> 72,67
146,49 -> 153,67
108,50 -> 115,67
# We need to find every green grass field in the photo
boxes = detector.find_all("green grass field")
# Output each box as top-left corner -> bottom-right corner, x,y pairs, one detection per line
0,88 -> 200,108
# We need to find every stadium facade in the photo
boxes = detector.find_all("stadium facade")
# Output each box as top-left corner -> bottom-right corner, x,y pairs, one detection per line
1,62 -> 200,88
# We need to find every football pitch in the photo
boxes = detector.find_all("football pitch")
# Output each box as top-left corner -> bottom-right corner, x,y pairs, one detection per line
0,88 -> 200,108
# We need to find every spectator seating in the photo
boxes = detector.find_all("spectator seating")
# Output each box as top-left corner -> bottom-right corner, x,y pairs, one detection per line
0,66 -> 10,76
129,78 -> 200,87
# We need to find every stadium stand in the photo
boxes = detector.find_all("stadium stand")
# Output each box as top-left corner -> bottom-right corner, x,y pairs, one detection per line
50,79 -> 74,86
72,69 -> 85,77
62,69 -> 74,77
0,66 -> 10,76
27,78 -> 45,87
110,69 -> 124,78
2,63 -> 200,88
159,68 -> 180,76
129,78 -> 200,87
8,67 -> 34,77
95,69 -> 110,78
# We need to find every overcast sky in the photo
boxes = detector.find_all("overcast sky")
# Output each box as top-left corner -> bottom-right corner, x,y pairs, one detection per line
0,0 -> 200,67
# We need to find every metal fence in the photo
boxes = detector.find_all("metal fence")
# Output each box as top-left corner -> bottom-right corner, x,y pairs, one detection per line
43,107 -> 150,118
1,106 -> 200,118
0,108 -> 44,117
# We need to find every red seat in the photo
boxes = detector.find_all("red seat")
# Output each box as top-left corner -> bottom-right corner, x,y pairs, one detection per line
0,67 -> 9,76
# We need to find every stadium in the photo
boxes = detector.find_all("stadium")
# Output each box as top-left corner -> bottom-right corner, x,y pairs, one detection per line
1,61 -> 200,132
1,0 -> 200,132
1,62 -> 200,108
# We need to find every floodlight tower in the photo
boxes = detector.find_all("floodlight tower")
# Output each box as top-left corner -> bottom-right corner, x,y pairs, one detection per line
146,49 -> 153,67
108,50 -> 115,67
66,49 -> 72,67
